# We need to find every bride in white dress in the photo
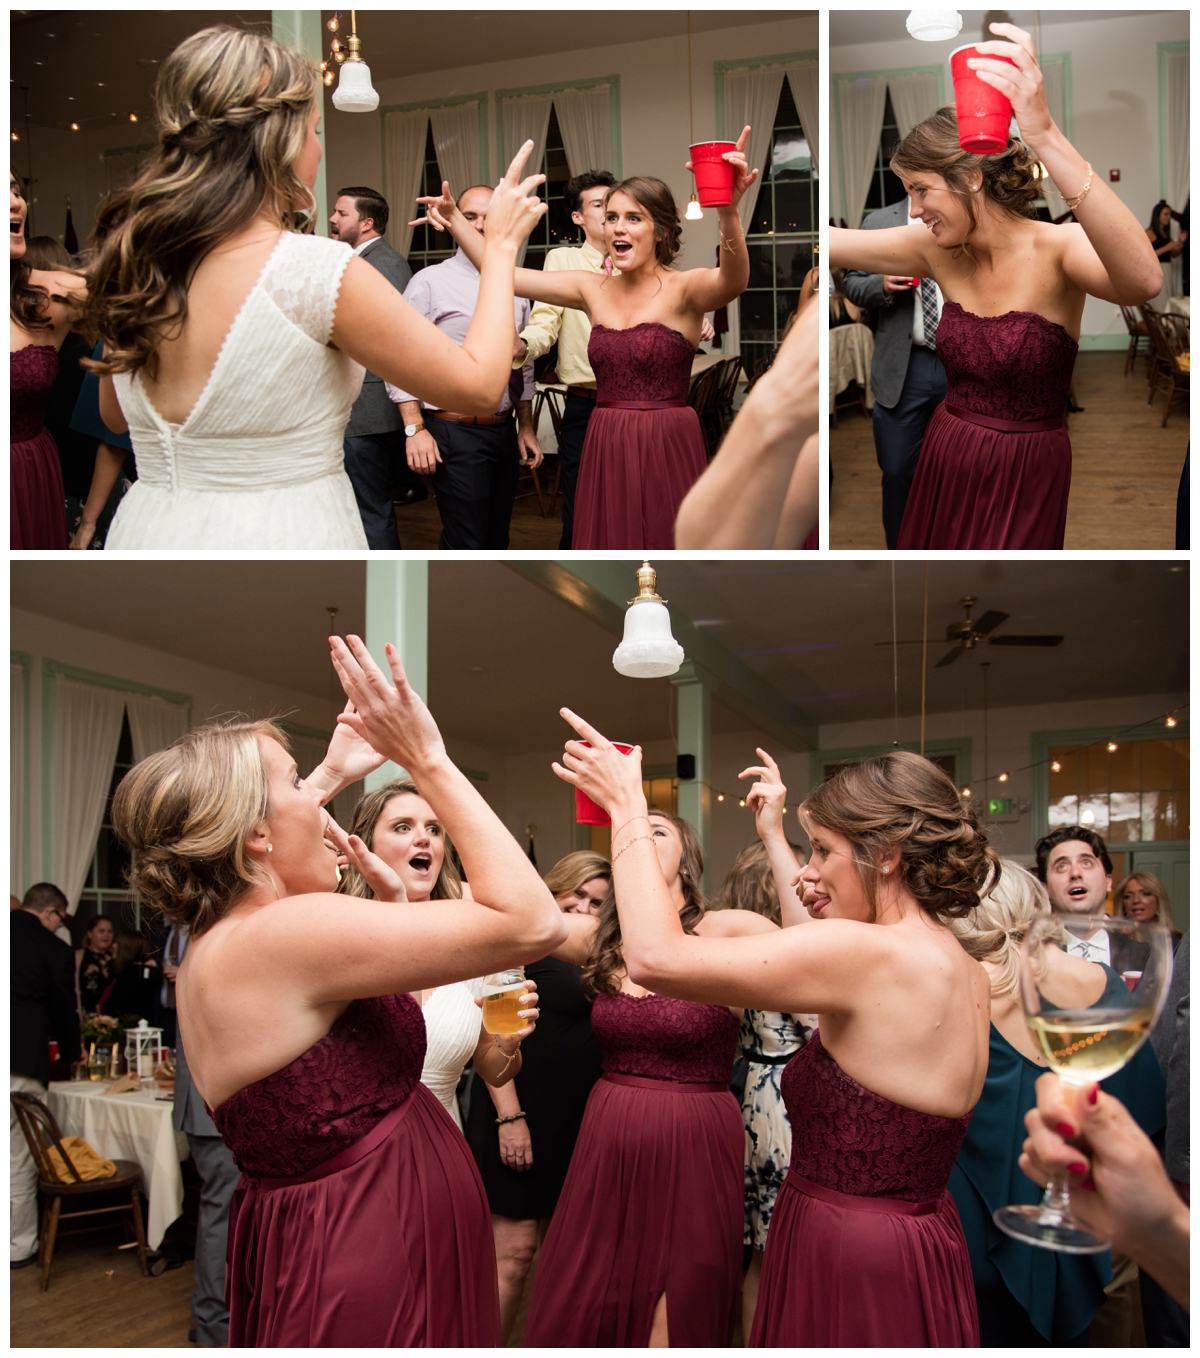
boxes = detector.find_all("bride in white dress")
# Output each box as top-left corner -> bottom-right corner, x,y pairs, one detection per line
82,26 -> 545,550
336,779 -> 538,1131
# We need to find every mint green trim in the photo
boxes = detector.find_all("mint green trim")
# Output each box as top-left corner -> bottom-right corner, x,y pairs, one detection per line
1158,41 -> 1190,201
272,12 -> 327,234
11,652 -> 32,893
808,738 -> 973,798
378,91 -> 490,184
1078,335 -> 1131,351
1039,52 -> 1073,141
713,50 -> 818,138
1030,721 -> 1190,843
833,64 -> 944,223
40,660 -> 193,879
494,76 -> 621,180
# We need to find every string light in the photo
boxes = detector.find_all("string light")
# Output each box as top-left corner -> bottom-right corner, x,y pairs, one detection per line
1051,760 -> 1062,773
1107,741 -> 1118,753
70,122 -> 79,131
738,799 -> 746,808
129,113 -> 138,122
997,772 -> 1008,782
716,794 -> 724,802
1166,716 -> 1177,728
961,787 -> 972,799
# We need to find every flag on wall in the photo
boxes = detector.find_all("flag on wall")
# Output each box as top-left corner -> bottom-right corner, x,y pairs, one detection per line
64,201 -> 78,255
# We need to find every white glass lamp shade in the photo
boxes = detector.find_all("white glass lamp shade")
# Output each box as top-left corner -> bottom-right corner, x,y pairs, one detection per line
613,600 -> 684,678
332,60 -> 379,113
905,9 -> 963,40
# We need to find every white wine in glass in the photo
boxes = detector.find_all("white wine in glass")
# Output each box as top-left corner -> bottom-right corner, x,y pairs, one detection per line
993,912 -> 1172,1253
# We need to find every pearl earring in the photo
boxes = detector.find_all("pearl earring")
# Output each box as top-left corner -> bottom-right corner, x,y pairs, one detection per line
267,843 -> 273,853
971,184 -> 980,192
882,865 -> 890,874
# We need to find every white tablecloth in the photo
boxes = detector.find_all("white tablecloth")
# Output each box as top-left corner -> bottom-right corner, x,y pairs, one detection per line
46,1081 -> 186,1249
1166,296 -> 1190,319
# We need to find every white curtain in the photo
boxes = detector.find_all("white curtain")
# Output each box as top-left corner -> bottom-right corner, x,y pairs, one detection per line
50,678 -> 127,912
836,75 -> 888,228
126,692 -> 189,765
786,61 -> 820,174
498,93 -> 554,265
555,84 -> 613,177
11,664 -> 26,897
431,101 -> 482,199
1165,47 -> 1189,299
383,108 -> 431,258
888,71 -> 940,139
1039,59 -> 1069,220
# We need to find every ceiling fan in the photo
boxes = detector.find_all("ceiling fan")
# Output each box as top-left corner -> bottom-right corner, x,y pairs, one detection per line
875,596 -> 1064,669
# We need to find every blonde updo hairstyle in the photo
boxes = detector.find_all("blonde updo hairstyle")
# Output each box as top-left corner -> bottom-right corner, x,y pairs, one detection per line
949,859 -> 1067,999
890,105 -> 1041,248
800,750 -> 1000,925
83,25 -> 320,378
111,717 -> 290,938
337,779 -> 463,901
543,850 -> 612,901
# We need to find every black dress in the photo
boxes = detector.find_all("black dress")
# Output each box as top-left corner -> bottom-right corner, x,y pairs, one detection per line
77,948 -> 113,1014
465,955 -> 602,1219
98,962 -> 159,1022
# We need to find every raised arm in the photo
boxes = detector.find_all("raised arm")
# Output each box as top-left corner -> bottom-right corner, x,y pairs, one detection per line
738,748 -> 811,927
970,24 -> 1161,304
679,127 -> 756,314
830,224 -> 931,278
549,911 -> 598,967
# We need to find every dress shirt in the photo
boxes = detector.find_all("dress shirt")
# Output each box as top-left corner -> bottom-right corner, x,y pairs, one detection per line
908,211 -> 943,347
1064,928 -> 1112,966
517,240 -> 604,387
353,236 -> 381,256
386,248 -> 534,413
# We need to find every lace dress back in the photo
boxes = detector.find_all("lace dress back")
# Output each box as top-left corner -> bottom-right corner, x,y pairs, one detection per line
588,322 -> 696,403
11,344 -> 67,549
937,303 -> 1078,422
419,983 -> 481,1129
105,232 -> 368,549
591,991 -> 739,1083
11,345 -> 57,440
210,993 -> 425,1178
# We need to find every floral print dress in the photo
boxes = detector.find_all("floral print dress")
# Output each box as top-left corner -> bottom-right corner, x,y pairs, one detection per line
739,1008 -> 814,1248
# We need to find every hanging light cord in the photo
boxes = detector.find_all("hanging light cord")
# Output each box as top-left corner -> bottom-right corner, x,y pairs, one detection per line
891,562 -> 899,746
686,12 -> 695,146
920,564 -> 929,757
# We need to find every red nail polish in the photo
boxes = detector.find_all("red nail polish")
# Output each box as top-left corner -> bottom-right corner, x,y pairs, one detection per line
1067,1161 -> 1088,1175
1056,1122 -> 1076,1138
1087,1085 -> 1099,1106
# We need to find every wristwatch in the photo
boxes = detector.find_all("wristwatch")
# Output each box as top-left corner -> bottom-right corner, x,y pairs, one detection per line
404,422 -> 425,437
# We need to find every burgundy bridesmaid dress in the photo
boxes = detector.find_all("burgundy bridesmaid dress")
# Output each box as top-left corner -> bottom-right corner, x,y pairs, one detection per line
11,345 -> 68,549
210,993 -> 501,1347
897,303 -> 1077,549
573,323 -> 708,550
524,993 -> 744,1347
749,1031 -> 980,1347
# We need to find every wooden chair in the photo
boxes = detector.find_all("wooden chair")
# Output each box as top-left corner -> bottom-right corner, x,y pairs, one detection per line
11,1092 -> 149,1291
1142,306 -> 1190,426
516,383 -> 566,518
1119,304 -> 1150,375
687,363 -> 725,459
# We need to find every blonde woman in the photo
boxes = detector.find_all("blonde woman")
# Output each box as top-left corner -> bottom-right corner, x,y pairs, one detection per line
946,862 -> 1167,1345
83,26 -> 546,549
1115,872 -> 1180,941
110,636 -> 566,1346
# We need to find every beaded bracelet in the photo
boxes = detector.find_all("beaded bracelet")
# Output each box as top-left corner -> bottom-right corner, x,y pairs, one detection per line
495,1111 -> 527,1125
1062,162 -> 1093,212
612,833 -> 655,864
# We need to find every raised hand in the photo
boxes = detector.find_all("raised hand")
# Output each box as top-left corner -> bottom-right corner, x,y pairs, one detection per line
324,816 -> 408,903
329,634 -> 447,775
684,125 -> 759,207
552,708 -> 645,819
320,699 -> 388,789
410,179 -> 456,233
476,979 -> 540,1045
484,140 -> 548,251
738,747 -> 788,842
968,23 -> 1053,145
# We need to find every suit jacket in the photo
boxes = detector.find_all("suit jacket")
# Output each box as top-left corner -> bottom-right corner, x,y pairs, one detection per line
1110,933 -> 1151,976
345,237 -> 413,438
841,199 -> 928,410
1151,931 -> 1189,1183
11,910 -> 81,1083
168,928 -> 221,1138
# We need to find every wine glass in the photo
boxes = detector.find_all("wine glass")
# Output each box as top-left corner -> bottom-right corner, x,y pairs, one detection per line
993,912 -> 1173,1252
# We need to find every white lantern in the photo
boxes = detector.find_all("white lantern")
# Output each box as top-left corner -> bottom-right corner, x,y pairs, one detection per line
612,562 -> 685,679
905,9 -> 963,41
124,1019 -> 163,1080
332,27 -> 379,113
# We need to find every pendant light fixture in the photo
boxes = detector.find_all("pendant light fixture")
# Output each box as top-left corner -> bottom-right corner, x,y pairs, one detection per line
612,562 -> 685,679
684,13 -> 703,221
330,11 -> 379,112
905,9 -> 963,40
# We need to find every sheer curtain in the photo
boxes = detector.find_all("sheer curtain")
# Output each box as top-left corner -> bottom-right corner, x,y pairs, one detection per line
498,93 -> 554,264
1039,60 -> 1069,220
126,692 -> 189,764
555,84 -> 614,177
11,664 -> 26,897
836,75 -> 888,227
383,108 -> 431,257
1165,47 -> 1189,298
888,71 -> 940,139
786,61 -> 820,173
431,101 -> 482,197
50,678 -> 127,911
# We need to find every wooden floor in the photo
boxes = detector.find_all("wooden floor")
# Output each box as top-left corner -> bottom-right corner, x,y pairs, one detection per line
829,350 -> 1187,549
392,467 -> 564,550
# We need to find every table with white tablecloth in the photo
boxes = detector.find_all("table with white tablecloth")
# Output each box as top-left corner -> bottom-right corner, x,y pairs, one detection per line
1166,296 -> 1190,320
46,1081 -> 187,1249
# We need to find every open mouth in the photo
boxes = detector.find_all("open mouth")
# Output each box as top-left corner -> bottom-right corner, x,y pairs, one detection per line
409,854 -> 432,874
611,240 -> 633,259
11,220 -> 23,236
809,895 -> 831,914
1067,884 -> 1089,902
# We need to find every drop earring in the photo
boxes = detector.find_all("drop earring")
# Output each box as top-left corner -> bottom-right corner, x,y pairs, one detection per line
267,843 -> 273,853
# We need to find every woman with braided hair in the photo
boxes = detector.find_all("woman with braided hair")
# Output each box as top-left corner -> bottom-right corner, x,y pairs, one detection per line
82,25 -> 546,549
830,23 -> 1162,549
554,719 -> 996,1346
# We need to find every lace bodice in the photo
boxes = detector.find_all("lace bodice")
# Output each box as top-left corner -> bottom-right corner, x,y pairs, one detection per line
209,994 -> 426,1178
11,345 -> 57,441
591,992 -> 739,1083
588,323 -> 696,403
420,983 -> 482,1130
936,303 -> 1077,422
783,1031 -> 970,1201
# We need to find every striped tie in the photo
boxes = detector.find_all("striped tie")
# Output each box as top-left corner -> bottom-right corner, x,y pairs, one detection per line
920,278 -> 940,350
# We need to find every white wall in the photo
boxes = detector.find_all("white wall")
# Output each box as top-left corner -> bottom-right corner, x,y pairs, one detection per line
830,10 -> 1189,341
17,122 -> 144,249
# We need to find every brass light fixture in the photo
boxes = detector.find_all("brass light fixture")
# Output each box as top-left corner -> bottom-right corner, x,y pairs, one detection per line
328,11 -> 379,112
612,562 -> 684,679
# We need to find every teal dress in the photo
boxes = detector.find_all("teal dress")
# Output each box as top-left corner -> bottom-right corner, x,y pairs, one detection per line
949,965 -> 1166,1346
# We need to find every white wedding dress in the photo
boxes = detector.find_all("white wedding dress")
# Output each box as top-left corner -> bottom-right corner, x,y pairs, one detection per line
420,983 -> 484,1131
105,232 -> 369,549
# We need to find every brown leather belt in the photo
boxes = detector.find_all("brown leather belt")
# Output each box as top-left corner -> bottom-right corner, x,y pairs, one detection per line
429,409 -> 512,426
565,385 -> 598,400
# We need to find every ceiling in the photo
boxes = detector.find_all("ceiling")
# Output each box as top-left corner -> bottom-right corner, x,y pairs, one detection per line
831,9 -> 1176,48
10,10 -> 806,132
11,560 -> 1188,754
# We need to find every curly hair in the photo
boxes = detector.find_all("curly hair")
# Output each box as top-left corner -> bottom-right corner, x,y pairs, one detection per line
336,779 -> 462,901
890,105 -> 1041,249
581,812 -> 705,997
801,750 -> 1000,925
714,840 -> 782,926
111,716 -> 290,937
10,169 -> 52,332
82,25 -> 319,379
605,176 -> 683,267
948,859 -> 1064,1000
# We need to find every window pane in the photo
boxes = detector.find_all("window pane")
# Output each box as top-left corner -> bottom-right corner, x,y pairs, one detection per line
1109,791 -> 1141,844
1048,748 -> 1077,798
1142,790 -> 1164,841
1176,788 -> 1189,838
749,187 -> 773,235
1108,742 -> 1139,795
747,242 -> 776,291
774,241 -> 812,290
1152,792 -> 1175,841
1174,738 -> 1189,789
1141,739 -> 1173,790
1078,796 -> 1108,835
740,291 -> 777,343
1083,745 -> 1109,795
1048,794 -> 1079,828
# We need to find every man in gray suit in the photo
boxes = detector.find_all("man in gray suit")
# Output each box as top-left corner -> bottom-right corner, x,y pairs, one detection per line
842,198 -> 945,548
171,928 -> 239,1347
332,187 -> 416,548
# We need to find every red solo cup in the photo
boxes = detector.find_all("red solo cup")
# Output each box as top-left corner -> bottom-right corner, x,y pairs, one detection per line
573,742 -> 635,825
689,141 -> 737,207
910,277 -> 921,287
48,1041 -> 60,1062
949,45 -> 1019,154
1121,971 -> 1143,993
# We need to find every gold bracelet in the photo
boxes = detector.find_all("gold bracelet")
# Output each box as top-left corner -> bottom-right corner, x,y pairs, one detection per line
612,833 -> 655,863
611,813 -> 650,839
719,229 -> 744,255
493,1041 -> 520,1074
1061,162 -> 1093,212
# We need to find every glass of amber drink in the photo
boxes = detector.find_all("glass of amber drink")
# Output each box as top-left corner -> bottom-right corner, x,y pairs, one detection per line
481,968 -> 528,1035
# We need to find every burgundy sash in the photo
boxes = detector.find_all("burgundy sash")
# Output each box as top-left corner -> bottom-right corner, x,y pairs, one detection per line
604,1072 -> 729,1094
783,1167 -> 945,1216
595,399 -> 687,410
944,402 -> 1064,433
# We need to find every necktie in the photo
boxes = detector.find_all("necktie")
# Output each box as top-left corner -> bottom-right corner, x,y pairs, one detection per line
920,278 -> 940,350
